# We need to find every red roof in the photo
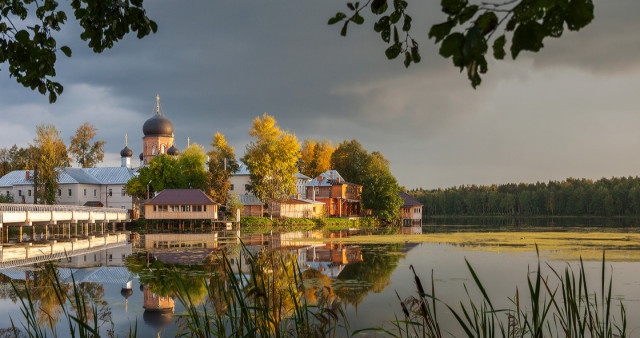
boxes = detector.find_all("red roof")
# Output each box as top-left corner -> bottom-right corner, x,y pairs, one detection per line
145,189 -> 218,205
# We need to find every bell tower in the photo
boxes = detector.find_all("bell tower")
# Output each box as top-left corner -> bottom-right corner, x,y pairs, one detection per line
142,95 -> 175,164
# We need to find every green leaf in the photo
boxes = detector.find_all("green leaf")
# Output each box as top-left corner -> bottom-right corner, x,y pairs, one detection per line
352,12 -> 364,25
511,21 -> 546,58
403,51 -> 411,68
371,0 -> 388,14
390,11 -> 401,24
565,0 -> 594,30
328,12 -> 347,25
411,46 -> 421,63
457,5 -> 478,24
463,25 -> 483,56
543,7 -> 565,38
476,12 -> 498,34
15,30 -> 30,44
381,25 -> 391,42
340,21 -> 349,36
60,46 -> 72,57
439,32 -> 464,58
385,43 -> 401,59
402,15 -> 412,31
492,35 -> 506,60
428,20 -> 455,43
441,0 -> 467,16
374,16 -> 389,32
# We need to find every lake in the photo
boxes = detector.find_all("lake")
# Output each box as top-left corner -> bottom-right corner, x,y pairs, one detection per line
0,226 -> 639,337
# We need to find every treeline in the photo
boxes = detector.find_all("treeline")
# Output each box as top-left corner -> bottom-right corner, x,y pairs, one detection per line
409,177 -> 640,217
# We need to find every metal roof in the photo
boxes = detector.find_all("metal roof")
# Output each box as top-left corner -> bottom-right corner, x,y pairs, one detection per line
85,167 -> 135,185
236,194 -> 264,206
232,163 -> 250,176
0,167 -> 135,188
306,170 -> 359,187
0,170 -> 34,187
146,189 -> 218,205
294,172 -> 310,180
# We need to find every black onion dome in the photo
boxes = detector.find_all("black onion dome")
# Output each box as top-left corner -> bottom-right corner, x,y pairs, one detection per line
120,146 -> 133,157
143,113 -> 173,137
167,145 -> 179,156
139,153 -> 144,161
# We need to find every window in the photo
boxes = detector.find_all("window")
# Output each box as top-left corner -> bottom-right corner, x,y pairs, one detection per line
18,190 -> 22,196
108,254 -> 113,262
152,145 -> 156,155
68,189 -> 72,196
204,205 -> 207,212
161,145 -> 165,153
28,190 -> 31,196
94,189 -> 97,197
84,189 -> 87,196
245,184 -> 250,191
83,255 -> 87,262
230,184 -> 234,191
121,189 -> 126,196
94,254 -> 97,262
108,189 -> 112,197
153,205 -> 157,212
5,191 -> 8,197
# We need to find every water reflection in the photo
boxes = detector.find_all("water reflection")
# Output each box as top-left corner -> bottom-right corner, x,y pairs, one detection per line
2,226 -> 637,336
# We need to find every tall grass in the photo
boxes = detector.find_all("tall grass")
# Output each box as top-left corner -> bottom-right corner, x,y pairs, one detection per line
377,248 -> 627,338
171,243 -> 350,337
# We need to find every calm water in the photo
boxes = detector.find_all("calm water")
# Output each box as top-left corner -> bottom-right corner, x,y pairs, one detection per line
1,227 -> 639,337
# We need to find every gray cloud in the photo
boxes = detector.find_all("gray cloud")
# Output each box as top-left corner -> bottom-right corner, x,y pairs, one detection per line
1,0 -> 638,190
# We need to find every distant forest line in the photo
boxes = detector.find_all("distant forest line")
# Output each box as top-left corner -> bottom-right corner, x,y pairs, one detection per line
408,176 -> 640,217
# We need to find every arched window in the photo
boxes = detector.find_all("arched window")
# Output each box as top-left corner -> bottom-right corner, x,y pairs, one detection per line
161,145 -> 165,154
152,145 -> 156,155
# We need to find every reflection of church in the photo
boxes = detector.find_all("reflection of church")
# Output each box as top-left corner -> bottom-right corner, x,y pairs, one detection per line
119,95 -> 180,168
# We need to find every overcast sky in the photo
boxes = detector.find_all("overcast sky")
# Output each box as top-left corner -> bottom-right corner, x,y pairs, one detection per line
1,0 -> 639,190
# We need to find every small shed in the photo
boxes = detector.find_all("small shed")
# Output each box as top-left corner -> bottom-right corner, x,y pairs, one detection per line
237,194 -> 264,217
271,198 -> 325,219
144,189 -> 218,220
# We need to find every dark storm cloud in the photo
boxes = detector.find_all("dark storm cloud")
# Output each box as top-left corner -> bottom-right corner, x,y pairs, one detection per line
1,0 -> 638,189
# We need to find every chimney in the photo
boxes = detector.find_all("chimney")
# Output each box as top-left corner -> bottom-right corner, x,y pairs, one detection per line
318,176 -> 323,182
330,171 -> 334,179
25,171 -> 30,180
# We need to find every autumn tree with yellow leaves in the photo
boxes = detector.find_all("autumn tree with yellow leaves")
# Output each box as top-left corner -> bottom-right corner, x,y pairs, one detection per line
242,114 -> 300,217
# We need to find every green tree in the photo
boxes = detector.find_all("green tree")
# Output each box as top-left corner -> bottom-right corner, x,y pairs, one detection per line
178,143 -> 208,190
330,0 -> 594,87
68,122 -> 105,168
125,154 -> 181,199
0,0 -> 157,102
330,139 -> 369,185
207,132 -> 239,205
242,114 -> 300,216
32,124 -> 69,204
360,152 -> 403,223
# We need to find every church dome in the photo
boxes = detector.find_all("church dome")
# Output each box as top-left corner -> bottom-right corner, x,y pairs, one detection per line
120,146 -> 133,158
143,113 -> 173,137
167,145 -> 179,156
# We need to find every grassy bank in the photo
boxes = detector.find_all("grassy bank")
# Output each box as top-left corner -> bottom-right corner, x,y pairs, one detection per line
240,216 -> 378,234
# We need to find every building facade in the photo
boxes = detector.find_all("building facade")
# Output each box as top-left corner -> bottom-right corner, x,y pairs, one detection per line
398,191 -> 423,226
0,167 -> 135,209
144,189 -> 218,220
305,170 -> 362,217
